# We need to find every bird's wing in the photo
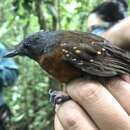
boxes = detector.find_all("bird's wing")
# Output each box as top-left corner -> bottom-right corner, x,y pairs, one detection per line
60,32 -> 130,77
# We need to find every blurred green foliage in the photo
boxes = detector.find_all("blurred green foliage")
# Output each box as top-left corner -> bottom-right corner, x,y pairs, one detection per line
1,0 -> 129,129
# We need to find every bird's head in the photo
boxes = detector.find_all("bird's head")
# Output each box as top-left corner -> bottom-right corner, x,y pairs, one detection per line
4,31 -> 62,60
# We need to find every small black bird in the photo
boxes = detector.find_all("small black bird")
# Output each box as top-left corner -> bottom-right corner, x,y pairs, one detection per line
4,31 -> 130,104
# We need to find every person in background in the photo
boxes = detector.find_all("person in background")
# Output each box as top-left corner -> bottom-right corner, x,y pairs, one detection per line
87,0 -> 128,36
0,43 -> 18,130
88,0 -> 130,50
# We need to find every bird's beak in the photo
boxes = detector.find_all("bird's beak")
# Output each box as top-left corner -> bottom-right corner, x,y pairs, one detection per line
3,49 -> 19,58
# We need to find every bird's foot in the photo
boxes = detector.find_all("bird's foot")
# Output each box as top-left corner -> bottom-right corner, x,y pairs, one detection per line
49,90 -> 71,105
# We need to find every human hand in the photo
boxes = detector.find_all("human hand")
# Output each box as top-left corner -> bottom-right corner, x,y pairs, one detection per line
54,76 -> 130,130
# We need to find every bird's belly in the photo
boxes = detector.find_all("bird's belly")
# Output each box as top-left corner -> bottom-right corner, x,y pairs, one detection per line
42,61 -> 82,83
52,67 -> 82,83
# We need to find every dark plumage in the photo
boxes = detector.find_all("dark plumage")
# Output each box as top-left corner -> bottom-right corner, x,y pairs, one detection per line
4,31 -> 130,83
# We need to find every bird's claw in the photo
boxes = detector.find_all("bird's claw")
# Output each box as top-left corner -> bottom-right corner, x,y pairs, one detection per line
49,89 -> 71,105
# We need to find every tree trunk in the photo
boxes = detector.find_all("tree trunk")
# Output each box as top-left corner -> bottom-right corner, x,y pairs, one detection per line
34,0 -> 46,30
52,0 -> 60,30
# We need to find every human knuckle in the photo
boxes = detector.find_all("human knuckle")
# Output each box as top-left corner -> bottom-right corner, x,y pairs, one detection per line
64,112 -> 80,127
78,82 -> 101,100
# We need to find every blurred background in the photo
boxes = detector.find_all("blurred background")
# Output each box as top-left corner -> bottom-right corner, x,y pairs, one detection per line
0,0 -> 129,130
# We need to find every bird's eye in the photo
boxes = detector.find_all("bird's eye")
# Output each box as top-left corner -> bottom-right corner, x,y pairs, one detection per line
24,44 -> 31,49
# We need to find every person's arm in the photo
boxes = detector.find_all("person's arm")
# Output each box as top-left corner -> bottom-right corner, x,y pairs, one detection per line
0,43 -> 19,129
102,17 -> 130,50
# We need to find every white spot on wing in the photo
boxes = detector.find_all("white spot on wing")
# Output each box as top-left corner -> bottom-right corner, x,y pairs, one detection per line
75,49 -> 81,54
90,59 -> 94,62
97,51 -> 101,55
102,48 -> 106,51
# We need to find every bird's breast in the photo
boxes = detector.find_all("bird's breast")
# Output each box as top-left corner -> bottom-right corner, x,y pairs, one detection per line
37,50 -> 82,83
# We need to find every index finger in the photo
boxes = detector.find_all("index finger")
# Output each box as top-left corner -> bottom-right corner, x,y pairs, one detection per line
55,100 -> 98,130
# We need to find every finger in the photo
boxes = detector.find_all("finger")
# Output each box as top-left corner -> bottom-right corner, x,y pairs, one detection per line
107,76 -> 130,115
56,100 -> 98,130
121,74 -> 130,83
54,115 -> 64,130
67,79 -> 130,130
